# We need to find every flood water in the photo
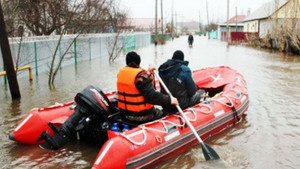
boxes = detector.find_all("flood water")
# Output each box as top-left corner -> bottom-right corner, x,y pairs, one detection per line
1,36 -> 300,169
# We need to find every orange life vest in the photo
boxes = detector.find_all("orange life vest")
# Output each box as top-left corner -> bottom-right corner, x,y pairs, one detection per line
117,66 -> 154,113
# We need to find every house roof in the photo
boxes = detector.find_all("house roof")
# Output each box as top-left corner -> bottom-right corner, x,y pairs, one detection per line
228,15 -> 247,23
218,15 -> 246,26
242,0 -> 288,22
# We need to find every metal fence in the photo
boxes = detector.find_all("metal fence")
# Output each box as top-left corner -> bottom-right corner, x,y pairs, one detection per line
0,32 -> 151,85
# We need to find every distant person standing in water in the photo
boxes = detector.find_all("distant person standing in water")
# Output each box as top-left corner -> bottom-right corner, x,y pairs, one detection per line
188,35 -> 194,46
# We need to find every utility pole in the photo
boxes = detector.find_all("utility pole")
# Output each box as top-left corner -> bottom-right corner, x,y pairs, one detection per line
199,11 -> 201,33
206,1 -> 210,39
0,2 -> 21,99
175,12 -> 177,35
155,0 -> 158,45
171,0 -> 174,39
227,0 -> 230,42
161,0 -> 163,36
181,15 -> 183,35
206,1 -> 209,26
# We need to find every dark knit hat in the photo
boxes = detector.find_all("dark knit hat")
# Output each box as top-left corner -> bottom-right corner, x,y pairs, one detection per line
172,50 -> 184,60
126,51 -> 141,65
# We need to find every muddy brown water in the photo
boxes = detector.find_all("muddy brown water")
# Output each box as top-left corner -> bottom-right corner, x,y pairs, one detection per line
1,36 -> 300,169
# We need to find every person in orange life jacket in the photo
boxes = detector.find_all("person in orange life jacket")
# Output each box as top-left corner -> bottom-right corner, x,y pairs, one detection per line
117,51 -> 178,123
158,50 -> 205,112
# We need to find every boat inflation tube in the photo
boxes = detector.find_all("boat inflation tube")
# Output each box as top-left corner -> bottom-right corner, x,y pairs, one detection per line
39,85 -> 112,150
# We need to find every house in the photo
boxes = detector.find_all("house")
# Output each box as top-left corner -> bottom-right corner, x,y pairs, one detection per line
261,0 -> 300,37
242,0 -> 288,37
178,21 -> 200,35
218,15 -> 246,40
124,18 -> 203,36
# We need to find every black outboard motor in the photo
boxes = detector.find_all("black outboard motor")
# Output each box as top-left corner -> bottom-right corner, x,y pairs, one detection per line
39,85 -> 115,150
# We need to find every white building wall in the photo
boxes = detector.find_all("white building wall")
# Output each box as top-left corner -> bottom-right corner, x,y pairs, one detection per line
243,20 -> 259,32
259,18 -> 300,38
259,19 -> 272,38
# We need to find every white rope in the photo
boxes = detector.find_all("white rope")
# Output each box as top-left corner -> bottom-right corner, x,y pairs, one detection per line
142,120 -> 168,134
120,115 -> 186,145
233,83 -> 249,95
185,108 -> 197,121
196,103 -> 213,114
211,92 -> 234,108
163,115 -> 186,128
121,86 -> 247,145
120,126 -> 147,146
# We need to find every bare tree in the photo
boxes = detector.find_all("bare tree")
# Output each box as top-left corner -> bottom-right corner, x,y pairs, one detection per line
1,0 -> 21,37
106,3 -> 127,63
15,25 -> 24,70
47,0 -> 127,85
14,0 -> 126,36
17,0 -> 70,35
0,1 -> 20,98
3,0 -> 127,85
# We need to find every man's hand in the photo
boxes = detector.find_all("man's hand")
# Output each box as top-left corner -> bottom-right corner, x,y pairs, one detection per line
148,64 -> 156,74
170,96 -> 179,105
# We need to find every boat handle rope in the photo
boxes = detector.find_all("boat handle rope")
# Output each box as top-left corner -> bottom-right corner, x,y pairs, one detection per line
185,108 -> 197,121
121,103 -> 213,145
120,126 -> 148,146
229,88 -> 243,99
120,115 -> 187,145
235,76 -> 246,85
196,103 -> 213,114
211,92 -> 234,108
161,115 -> 186,128
142,116 -> 186,134
120,91 -> 244,145
142,120 -> 169,134
232,83 -> 249,95
121,83 -> 249,145
228,87 -> 249,102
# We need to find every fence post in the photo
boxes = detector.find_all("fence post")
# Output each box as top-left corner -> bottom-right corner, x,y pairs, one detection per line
34,42 -> 38,76
74,38 -> 77,65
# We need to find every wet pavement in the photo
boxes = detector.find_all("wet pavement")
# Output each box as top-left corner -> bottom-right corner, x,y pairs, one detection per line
1,36 -> 300,169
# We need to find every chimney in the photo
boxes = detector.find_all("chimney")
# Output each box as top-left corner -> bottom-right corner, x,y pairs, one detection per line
247,8 -> 251,16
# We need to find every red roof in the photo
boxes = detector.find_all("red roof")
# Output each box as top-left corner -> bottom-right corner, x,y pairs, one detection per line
227,15 -> 246,23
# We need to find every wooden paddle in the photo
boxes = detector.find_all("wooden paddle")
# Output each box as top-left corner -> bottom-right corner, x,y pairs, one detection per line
154,71 -> 220,161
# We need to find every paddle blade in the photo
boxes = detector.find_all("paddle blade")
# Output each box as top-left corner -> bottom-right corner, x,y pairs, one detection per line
201,142 -> 220,161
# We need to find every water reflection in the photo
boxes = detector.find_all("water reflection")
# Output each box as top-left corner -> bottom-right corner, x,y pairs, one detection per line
10,99 -> 22,116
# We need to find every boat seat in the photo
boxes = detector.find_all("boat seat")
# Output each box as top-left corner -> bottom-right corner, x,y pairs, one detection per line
113,118 -> 139,127
108,112 -> 139,127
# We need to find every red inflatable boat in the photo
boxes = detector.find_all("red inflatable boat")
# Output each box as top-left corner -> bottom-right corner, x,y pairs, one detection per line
10,66 -> 249,169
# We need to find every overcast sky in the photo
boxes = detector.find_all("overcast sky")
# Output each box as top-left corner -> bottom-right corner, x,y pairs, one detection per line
120,0 -> 281,24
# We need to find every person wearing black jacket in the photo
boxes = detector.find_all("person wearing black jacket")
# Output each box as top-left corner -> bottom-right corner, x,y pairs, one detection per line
158,50 -> 205,112
188,35 -> 194,46
117,51 -> 178,123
